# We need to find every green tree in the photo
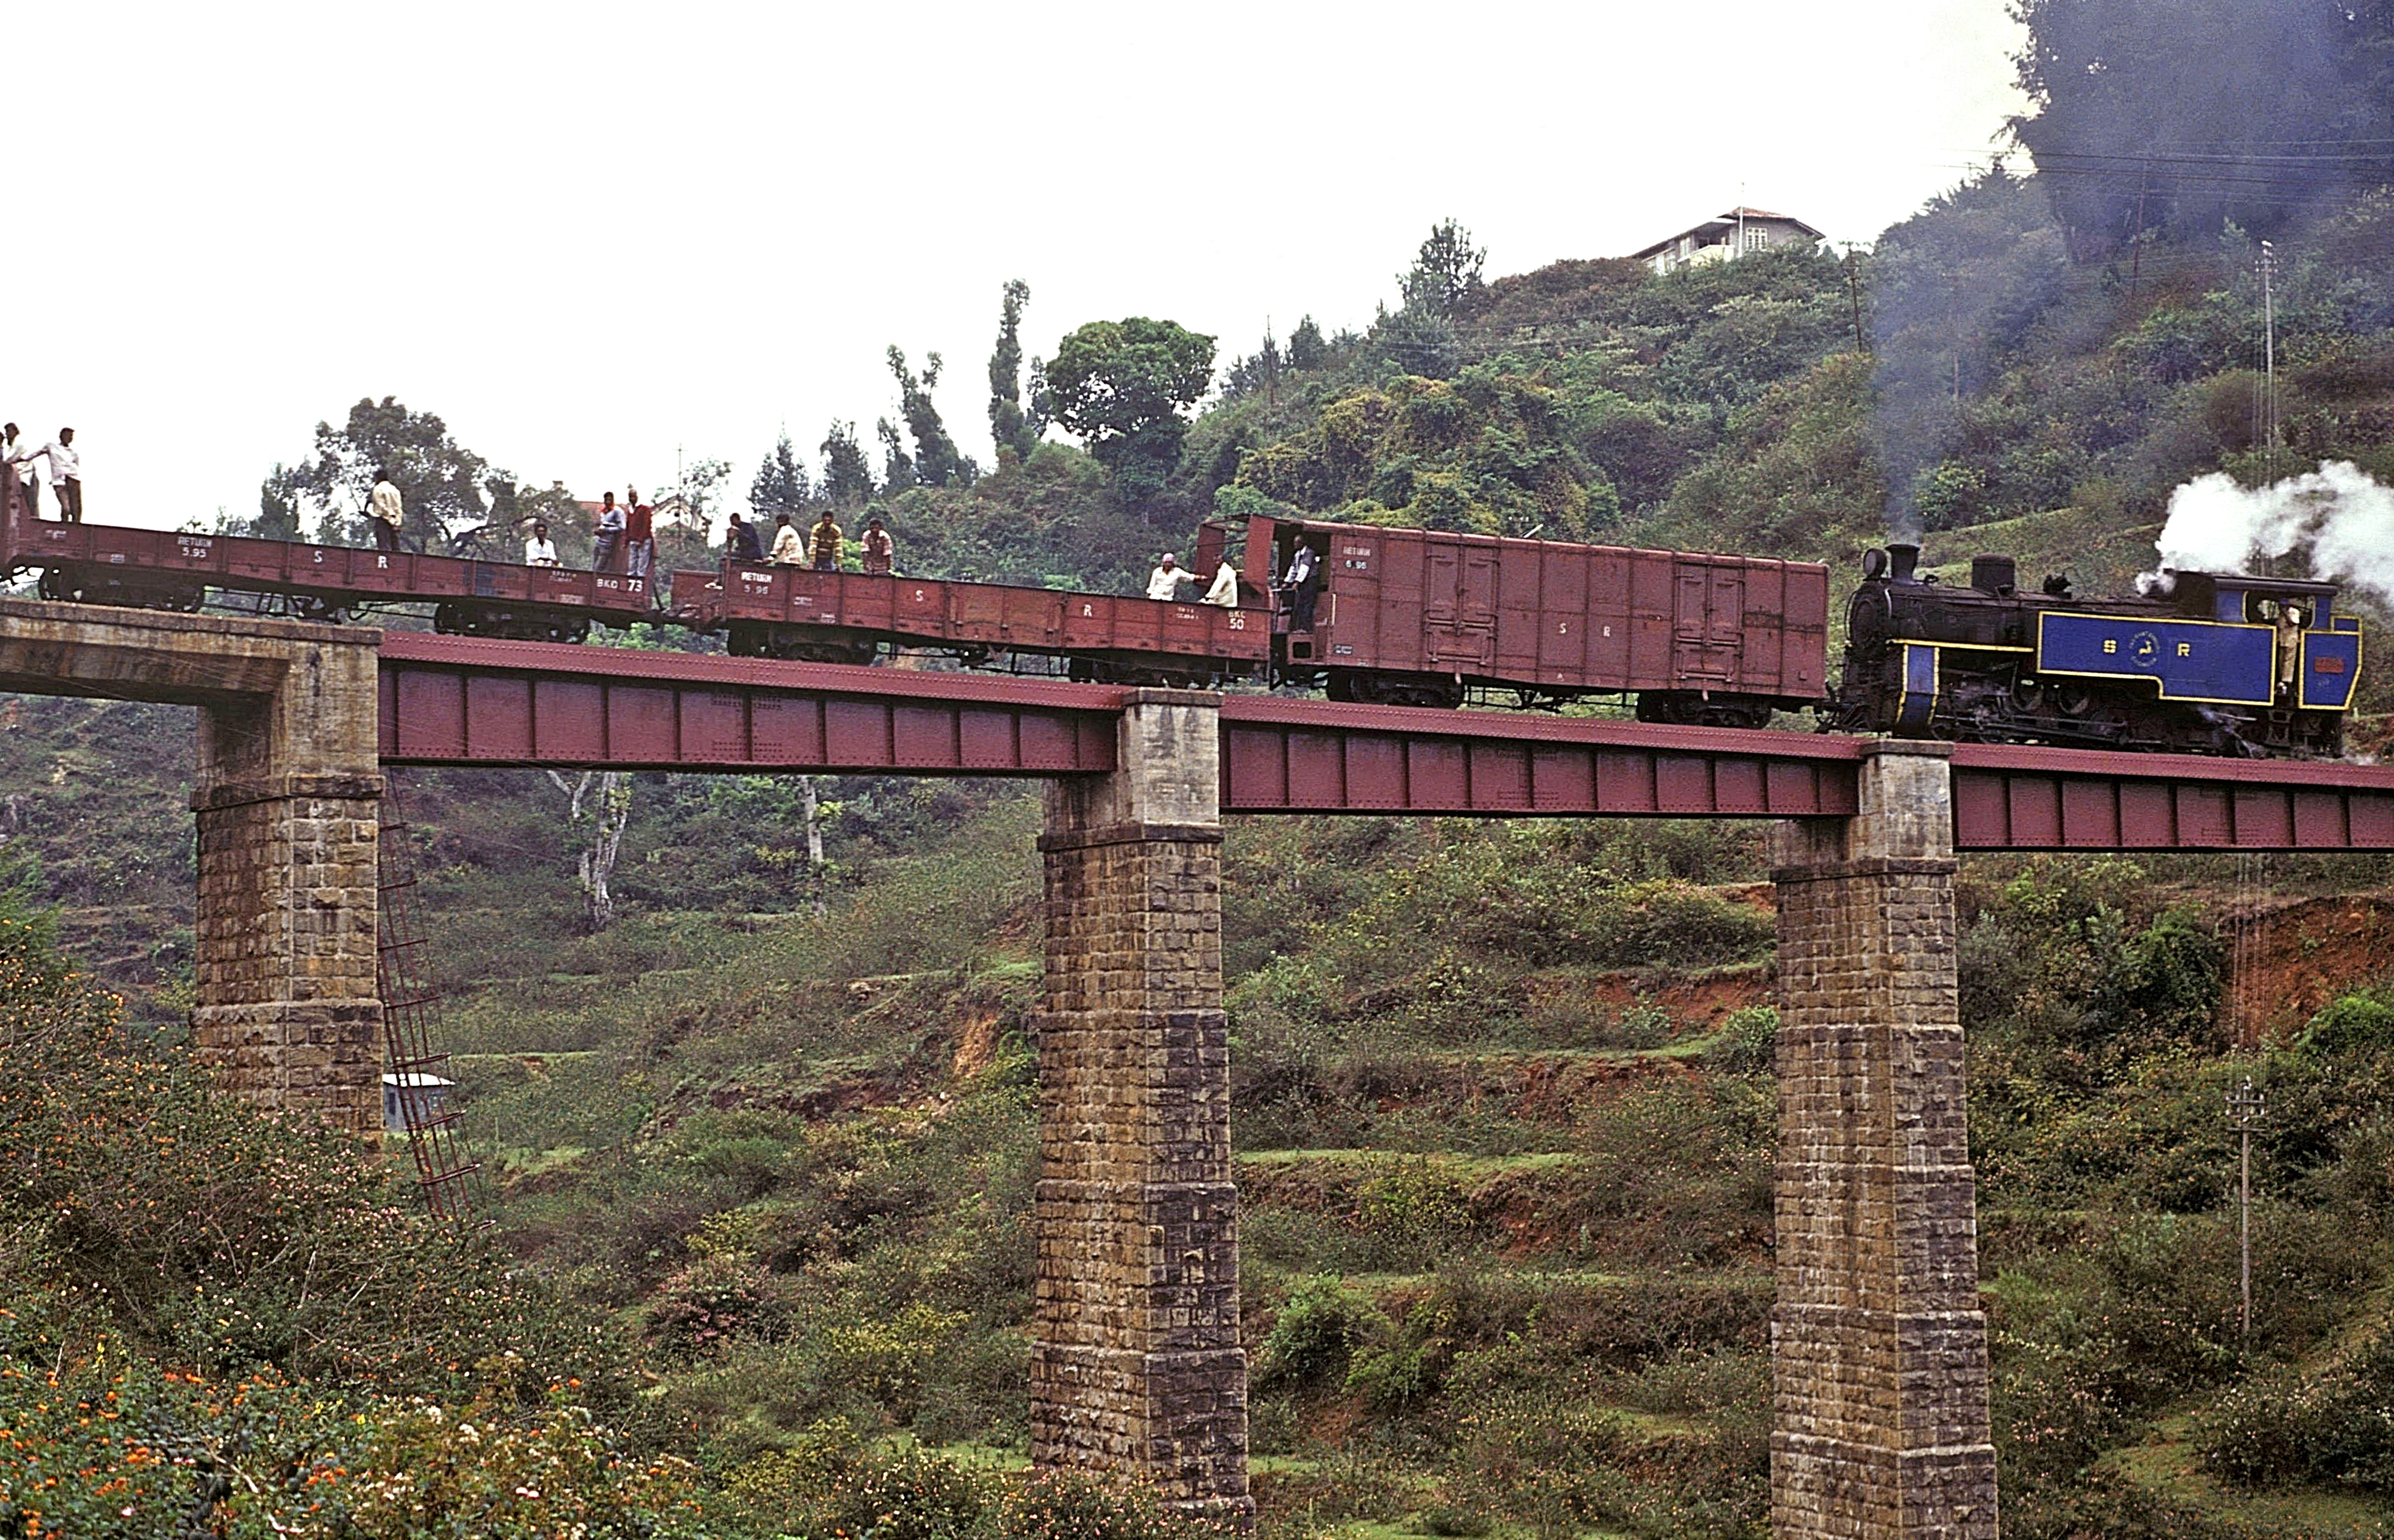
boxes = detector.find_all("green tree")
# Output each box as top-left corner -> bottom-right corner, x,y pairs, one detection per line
1287,315 -> 1329,370
2011,0 -> 2394,251
876,416 -> 915,491
273,396 -> 496,551
1399,217 -> 1487,321
1043,317 -> 1216,507
750,429 -> 813,519
821,419 -> 874,504
988,278 -> 1041,463
889,346 -> 975,487
228,466 -> 306,540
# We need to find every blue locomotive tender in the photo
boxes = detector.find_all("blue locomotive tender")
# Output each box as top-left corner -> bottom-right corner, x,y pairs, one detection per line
1829,543 -> 2361,758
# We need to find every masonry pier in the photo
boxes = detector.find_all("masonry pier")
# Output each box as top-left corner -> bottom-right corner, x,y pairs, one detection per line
0,601 -> 385,1140
1769,740 -> 1997,1539
1031,689 -> 1251,1519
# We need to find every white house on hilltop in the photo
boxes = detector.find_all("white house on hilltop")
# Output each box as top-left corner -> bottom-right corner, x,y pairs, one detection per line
1632,208 -> 1823,275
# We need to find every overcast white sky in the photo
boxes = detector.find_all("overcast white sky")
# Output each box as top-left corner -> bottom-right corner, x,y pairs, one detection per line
9,2 -> 2026,534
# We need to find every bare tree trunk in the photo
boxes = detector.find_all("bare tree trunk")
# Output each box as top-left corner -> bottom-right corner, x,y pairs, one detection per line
800,775 -> 826,920
549,769 -> 630,931
579,772 -> 632,931
546,769 -> 593,820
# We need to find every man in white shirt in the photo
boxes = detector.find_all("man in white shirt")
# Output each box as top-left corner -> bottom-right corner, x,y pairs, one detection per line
1146,553 -> 1194,601
1203,557 -> 1240,607
41,429 -> 79,524
1,425 -> 35,521
769,512 -> 804,564
524,521 -> 560,567
368,469 -> 403,553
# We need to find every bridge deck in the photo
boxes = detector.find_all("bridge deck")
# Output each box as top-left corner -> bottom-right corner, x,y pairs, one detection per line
370,633 -> 2394,851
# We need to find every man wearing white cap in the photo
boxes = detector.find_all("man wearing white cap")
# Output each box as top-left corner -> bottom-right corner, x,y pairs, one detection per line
1146,551 -> 1195,601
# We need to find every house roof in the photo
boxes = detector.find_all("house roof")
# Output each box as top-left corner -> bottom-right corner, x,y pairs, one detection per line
1630,208 -> 1825,261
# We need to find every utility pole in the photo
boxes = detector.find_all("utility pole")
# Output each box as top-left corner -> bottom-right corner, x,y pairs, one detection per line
1265,314 -> 1277,409
2226,1078 -> 2267,1341
1844,246 -> 1868,354
1950,275 -> 1966,408
2258,241 -> 2279,485
2129,158 -> 2151,308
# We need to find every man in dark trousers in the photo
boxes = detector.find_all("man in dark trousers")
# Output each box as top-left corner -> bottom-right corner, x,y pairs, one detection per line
43,429 -> 82,525
368,465 -> 402,551
1281,540 -> 1321,631
727,509 -> 765,562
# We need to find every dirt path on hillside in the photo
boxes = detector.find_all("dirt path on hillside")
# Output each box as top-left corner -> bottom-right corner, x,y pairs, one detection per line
2217,890 -> 2394,1044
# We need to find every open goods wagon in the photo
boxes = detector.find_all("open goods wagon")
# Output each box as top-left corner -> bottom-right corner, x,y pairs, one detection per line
2,490 -> 652,642
674,562 -> 1273,684
1245,516 -> 1830,718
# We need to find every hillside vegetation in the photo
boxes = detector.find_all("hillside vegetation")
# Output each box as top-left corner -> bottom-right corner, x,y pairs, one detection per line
5,4 -> 2394,1535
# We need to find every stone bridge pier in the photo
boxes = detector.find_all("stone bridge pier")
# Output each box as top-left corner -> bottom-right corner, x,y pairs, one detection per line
0,601 -> 385,1140
1031,689 -> 1251,1520
1769,740 -> 1998,1539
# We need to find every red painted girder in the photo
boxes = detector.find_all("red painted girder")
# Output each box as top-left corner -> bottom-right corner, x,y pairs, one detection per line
376,632 -> 1119,773
1215,696 -> 1864,817
1948,742 -> 2394,851
370,636 -> 2394,846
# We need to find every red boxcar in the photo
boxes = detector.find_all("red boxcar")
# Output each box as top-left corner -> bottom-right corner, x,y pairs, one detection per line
3,496 -> 652,642
1244,516 -> 1828,718
674,563 -> 1271,681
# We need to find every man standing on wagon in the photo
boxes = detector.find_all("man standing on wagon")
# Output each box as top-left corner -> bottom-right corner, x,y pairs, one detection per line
860,514 -> 895,576
2,426 -> 37,521
368,466 -> 402,552
809,509 -> 843,572
41,429 -> 82,525
592,491 -> 626,572
623,486 -> 655,580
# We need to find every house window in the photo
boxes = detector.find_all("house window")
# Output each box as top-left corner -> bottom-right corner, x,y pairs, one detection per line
1743,227 -> 1769,252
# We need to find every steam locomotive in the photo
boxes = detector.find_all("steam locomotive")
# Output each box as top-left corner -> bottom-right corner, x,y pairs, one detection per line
1823,542 -> 2363,758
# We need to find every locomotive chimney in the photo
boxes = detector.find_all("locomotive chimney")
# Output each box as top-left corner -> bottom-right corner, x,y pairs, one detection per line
1887,543 -> 1921,583
1970,554 -> 2016,595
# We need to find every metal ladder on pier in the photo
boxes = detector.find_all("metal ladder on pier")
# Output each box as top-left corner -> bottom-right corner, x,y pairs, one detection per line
376,777 -> 485,1219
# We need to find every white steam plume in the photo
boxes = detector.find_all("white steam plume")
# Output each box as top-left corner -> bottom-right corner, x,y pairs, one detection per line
2153,460 -> 2394,609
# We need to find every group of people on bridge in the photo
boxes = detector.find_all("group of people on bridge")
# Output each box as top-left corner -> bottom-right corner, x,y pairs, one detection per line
725,508 -> 896,575
517,486 -> 655,579
1147,543 -> 1319,629
4,425 -> 81,524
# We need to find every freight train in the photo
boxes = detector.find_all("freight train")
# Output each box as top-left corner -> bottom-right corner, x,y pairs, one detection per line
0,482 -> 2361,758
